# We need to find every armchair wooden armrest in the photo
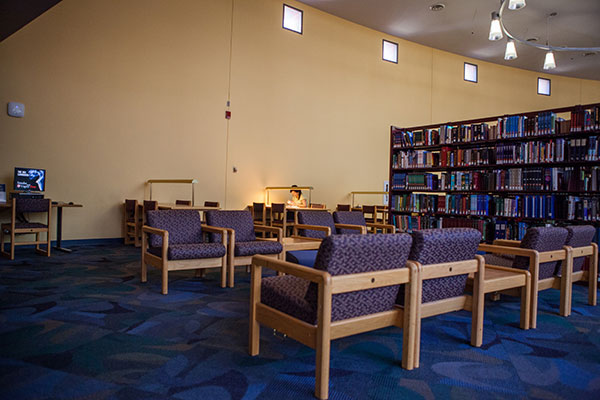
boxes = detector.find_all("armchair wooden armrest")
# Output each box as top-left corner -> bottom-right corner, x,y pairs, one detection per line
366,222 -> 396,233
201,225 -> 228,245
334,223 -> 366,234
492,239 -> 521,247
255,225 -> 283,237
141,225 -> 169,260
293,224 -> 332,237
478,243 -> 539,258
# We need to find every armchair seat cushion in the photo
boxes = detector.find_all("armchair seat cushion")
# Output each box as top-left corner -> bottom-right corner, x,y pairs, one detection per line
234,240 -> 283,257
286,250 -> 318,268
261,275 -> 314,324
148,243 -> 226,260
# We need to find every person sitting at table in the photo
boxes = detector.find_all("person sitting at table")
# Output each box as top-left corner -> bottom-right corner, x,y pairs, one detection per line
287,185 -> 307,208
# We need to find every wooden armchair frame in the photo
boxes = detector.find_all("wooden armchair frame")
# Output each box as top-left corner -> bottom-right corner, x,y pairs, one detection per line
407,255 -> 485,369
564,242 -> 598,314
220,225 -> 284,288
478,242 -> 570,328
249,255 -> 418,400
1,198 -> 52,260
141,224 -> 229,294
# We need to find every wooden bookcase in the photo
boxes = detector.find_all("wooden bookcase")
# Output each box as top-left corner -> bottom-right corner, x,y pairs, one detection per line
388,103 -> 600,242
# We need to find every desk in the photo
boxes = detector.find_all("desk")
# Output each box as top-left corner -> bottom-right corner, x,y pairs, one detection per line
0,201 -> 83,253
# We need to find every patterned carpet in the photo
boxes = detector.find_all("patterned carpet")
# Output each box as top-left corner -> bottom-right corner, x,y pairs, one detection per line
1,244 -> 599,400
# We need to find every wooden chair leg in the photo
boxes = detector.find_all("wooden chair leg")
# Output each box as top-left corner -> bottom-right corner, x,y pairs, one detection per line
315,280 -> 332,400
220,256 -> 227,288
402,264 -> 419,370
161,263 -> 168,295
589,244 -> 598,306
249,264 -> 261,356
35,232 -> 40,251
228,251 -> 235,288
471,259 -> 484,347
521,273 -> 531,330
413,274 -> 423,369
0,228 -> 6,259
560,251 -> 573,317
530,261 -> 539,329
10,230 -> 15,260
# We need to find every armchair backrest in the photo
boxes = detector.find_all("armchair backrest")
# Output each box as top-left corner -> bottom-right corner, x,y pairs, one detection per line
143,200 -> 158,211
15,198 -> 51,213
270,203 -> 286,224
252,202 -> 266,223
336,204 -> 351,212
176,200 -> 192,206
204,201 -> 220,208
146,209 -> 203,247
362,205 -> 376,222
512,226 -> 568,279
297,210 -> 336,239
408,228 -> 481,303
564,225 -> 596,273
124,199 -> 138,220
305,234 -> 413,322
333,211 -> 366,234
205,210 -> 256,242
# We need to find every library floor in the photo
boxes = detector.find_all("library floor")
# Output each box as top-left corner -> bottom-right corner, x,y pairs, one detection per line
1,244 -> 599,400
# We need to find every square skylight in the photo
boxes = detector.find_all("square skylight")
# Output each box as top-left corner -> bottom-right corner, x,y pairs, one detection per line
382,40 -> 398,63
464,62 -> 478,83
537,77 -> 551,96
283,4 -> 303,34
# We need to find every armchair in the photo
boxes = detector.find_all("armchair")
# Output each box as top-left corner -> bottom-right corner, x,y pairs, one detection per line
249,234 -> 414,399
205,210 -> 284,287
478,226 -> 569,328
1,198 -> 52,260
399,228 -> 485,368
141,209 -> 228,294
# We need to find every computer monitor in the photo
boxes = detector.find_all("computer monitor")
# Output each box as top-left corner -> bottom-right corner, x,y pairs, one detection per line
14,167 -> 45,192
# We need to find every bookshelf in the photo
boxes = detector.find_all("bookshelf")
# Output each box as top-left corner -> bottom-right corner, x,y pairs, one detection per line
388,103 -> 600,242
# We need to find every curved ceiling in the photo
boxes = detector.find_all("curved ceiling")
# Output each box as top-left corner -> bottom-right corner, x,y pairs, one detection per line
297,0 -> 600,81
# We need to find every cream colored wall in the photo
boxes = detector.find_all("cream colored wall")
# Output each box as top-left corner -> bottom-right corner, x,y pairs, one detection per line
1,0 -> 599,239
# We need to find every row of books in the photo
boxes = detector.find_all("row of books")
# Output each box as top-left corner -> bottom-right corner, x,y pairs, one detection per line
392,136 -> 599,169
571,106 -> 600,132
494,220 -> 530,241
391,194 -> 491,216
496,137 -> 598,164
391,215 -> 491,241
392,167 -> 600,192
392,193 -> 600,222
392,107 -> 600,149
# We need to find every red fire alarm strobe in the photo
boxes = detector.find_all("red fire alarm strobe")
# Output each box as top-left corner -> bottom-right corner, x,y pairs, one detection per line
225,110 -> 231,119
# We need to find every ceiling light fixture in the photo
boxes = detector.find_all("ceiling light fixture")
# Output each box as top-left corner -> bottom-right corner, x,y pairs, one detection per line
504,39 -> 517,60
488,12 -> 502,41
488,1 -> 600,71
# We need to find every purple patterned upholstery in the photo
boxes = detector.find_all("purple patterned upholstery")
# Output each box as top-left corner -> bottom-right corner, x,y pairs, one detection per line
146,210 -> 203,248
261,275 -> 313,323
483,253 -> 514,268
297,211 -> 336,239
262,234 -> 412,324
512,227 -> 568,280
234,241 -> 283,256
564,225 -> 596,273
148,243 -> 226,260
16,198 -> 50,213
205,210 -> 256,243
333,211 -> 366,234
399,228 -> 481,304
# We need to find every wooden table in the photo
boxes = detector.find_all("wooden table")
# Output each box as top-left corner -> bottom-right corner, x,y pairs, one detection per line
0,200 -> 83,253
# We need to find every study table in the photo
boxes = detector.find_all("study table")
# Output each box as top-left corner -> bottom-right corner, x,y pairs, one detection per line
157,203 -> 220,211
0,201 -> 83,253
